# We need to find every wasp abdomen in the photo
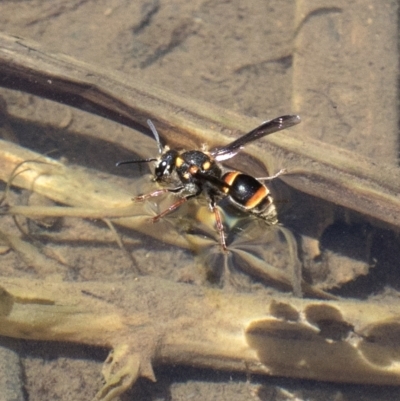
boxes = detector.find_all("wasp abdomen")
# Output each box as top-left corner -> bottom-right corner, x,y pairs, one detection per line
222,172 -> 278,224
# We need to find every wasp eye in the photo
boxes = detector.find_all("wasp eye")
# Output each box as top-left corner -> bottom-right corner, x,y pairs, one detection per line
155,162 -> 165,177
155,150 -> 178,181
155,160 -> 172,179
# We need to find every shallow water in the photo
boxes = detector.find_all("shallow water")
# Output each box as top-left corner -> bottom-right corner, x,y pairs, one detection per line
0,1 -> 400,400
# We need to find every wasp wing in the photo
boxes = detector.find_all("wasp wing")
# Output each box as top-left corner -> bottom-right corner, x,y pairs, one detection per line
193,170 -> 231,192
211,115 -> 300,162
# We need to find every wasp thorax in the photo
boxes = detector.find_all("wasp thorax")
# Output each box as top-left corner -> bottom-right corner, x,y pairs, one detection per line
175,150 -> 221,182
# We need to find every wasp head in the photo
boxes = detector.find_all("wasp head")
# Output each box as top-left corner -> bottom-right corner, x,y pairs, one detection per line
154,149 -> 179,181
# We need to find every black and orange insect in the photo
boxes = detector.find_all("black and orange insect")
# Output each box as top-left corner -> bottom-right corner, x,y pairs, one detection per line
117,115 -> 301,250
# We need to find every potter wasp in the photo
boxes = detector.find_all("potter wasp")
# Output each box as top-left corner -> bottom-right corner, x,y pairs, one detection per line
117,115 -> 301,250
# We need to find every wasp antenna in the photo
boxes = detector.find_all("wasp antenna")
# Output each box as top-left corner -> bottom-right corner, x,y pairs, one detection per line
147,119 -> 164,155
116,158 -> 157,167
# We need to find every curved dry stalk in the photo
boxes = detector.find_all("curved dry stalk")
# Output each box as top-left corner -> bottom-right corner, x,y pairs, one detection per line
1,276 -> 400,401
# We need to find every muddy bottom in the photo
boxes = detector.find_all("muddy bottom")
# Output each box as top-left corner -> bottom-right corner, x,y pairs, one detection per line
0,0 -> 399,400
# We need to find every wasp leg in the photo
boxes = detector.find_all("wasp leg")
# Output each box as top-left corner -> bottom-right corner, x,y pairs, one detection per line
152,193 -> 196,222
257,168 -> 286,181
133,186 -> 184,202
209,198 -> 227,252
